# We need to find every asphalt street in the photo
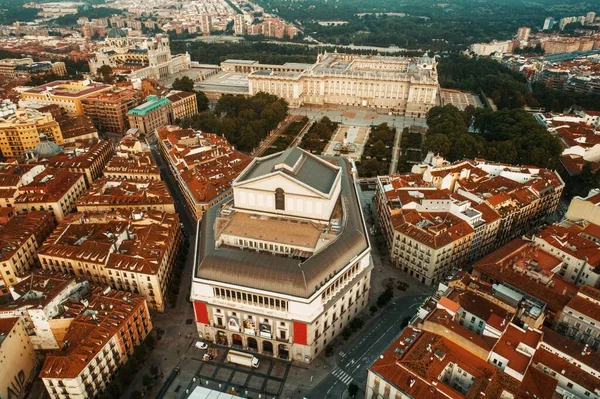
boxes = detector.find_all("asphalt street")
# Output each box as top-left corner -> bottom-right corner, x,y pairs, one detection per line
308,295 -> 427,398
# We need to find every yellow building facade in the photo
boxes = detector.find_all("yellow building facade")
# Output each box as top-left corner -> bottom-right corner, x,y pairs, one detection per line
0,110 -> 64,157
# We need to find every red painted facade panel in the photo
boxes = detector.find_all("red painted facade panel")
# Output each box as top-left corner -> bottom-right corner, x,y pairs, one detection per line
293,321 -> 308,345
193,301 -> 210,324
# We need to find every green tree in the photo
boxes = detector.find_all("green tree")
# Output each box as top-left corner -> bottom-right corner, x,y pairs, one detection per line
196,91 -> 209,111
348,383 -> 359,398
172,76 -> 195,92
424,134 -> 451,156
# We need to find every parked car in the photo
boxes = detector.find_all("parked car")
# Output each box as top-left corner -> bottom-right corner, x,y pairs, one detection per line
195,341 -> 208,350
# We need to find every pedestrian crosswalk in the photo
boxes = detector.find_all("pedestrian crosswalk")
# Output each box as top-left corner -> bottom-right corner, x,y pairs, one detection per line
339,351 -> 346,358
332,367 -> 353,385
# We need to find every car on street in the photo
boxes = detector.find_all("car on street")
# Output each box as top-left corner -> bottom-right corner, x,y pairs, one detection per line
195,341 -> 208,350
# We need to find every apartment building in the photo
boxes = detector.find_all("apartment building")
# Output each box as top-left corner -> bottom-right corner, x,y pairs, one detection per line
376,174 -> 502,285
40,287 -> 152,398
0,109 -> 64,157
191,148 -> 372,362
0,211 -> 55,296
566,188 -> 600,225
167,90 -> 198,121
0,318 -> 38,399
0,271 -> 86,350
367,326 -> 556,399
157,126 -> 251,221
533,327 -> 600,399
20,80 -> 113,116
367,275 -> 600,399
81,88 -> 142,135
127,95 -> 172,135
38,210 -> 182,312
54,113 -> 100,144
76,178 -> 175,213
472,238 -> 580,322
556,285 -> 600,350
14,168 -> 87,222
412,156 -> 564,248
533,223 -> 600,287
0,164 -> 45,208
0,58 -> 66,78
35,139 -> 114,186
104,151 -> 161,181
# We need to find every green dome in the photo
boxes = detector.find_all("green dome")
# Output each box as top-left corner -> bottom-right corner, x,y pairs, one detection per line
107,28 -> 127,38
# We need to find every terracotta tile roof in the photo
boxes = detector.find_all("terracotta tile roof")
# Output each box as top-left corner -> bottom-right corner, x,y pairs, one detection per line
370,327 -> 520,399
15,167 -> 83,203
447,290 -> 513,329
541,327 -> 600,371
536,224 -> 600,268
0,317 -> 19,336
391,210 -> 474,249
0,211 -> 54,262
104,152 -> 159,177
41,139 -> 112,169
39,210 -> 179,275
157,126 -> 251,204
425,308 -> 498,351
565,288 -> 600,323
0,164 -> 40,188
532,347 -> 599,393
55,114 -> 98,140
438,296 -> 460,314
559,154 -> 600,177
473,239 -> 578,312
555,122 -> 600,149
76,178 -> 173,208
166,90 -> 195,103
22,80 -> 111,98
491,324 -> 541,374
441,160 -> 564,212
40,287 -> 147,379
0,271 -> 76,309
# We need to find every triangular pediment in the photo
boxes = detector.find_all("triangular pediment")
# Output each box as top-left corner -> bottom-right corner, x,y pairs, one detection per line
234,172 -> 327,198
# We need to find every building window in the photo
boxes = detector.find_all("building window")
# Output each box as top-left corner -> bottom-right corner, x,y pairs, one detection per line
275,188 -> 285,210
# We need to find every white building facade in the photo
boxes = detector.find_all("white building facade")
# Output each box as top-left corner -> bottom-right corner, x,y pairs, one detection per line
89,29 -> 191,81
248,52 -> 440,117
190,148 -> 372,362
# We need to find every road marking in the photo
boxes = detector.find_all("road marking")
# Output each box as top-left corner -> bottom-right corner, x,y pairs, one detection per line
339,351 -> 346,358
325,380 -> 338,396
332,367 -> 353,385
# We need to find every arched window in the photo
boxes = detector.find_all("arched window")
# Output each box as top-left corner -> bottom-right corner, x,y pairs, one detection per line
275,188 -> 285,211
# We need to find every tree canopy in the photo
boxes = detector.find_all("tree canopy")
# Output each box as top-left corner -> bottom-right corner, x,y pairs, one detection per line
438,54 -> 600,111
179,93 -> 288,152
423,105 -> 562,169
172,76 -> 209,112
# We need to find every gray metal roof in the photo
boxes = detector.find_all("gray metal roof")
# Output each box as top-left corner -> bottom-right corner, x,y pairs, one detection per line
236,148 -> 338,195
194,157 -> 369,298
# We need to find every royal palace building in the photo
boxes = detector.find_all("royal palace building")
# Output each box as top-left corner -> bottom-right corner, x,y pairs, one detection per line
247,52 -> 440,117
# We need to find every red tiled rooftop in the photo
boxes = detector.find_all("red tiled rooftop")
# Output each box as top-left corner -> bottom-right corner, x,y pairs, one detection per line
473,239 -> 578,312
491,324 -> 541,374
391,210 -> 474,249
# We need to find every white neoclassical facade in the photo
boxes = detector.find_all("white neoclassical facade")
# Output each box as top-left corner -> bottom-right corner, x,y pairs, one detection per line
89,29 -> 191,81
247,52 -> 440,117
190,148 -> 372,362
